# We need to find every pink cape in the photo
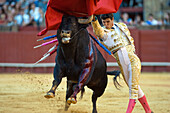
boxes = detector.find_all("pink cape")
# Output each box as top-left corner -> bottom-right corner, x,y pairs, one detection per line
38,0 -> 122,36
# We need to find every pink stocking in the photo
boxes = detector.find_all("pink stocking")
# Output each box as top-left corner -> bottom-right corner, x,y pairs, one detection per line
138,95 -> 152,113
126,99 -> 136,113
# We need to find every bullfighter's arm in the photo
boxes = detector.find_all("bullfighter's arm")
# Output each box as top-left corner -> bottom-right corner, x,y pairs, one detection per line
91,18 -> 105,41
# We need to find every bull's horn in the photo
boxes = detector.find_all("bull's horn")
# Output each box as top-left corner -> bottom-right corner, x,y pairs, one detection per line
78,15 -> 93,24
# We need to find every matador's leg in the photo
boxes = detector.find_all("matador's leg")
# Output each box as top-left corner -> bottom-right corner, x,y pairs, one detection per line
115,47 -> 140,113
116,47 -> 140,99
115,47 -> 152,113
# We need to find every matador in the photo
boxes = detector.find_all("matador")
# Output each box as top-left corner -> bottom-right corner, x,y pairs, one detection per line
91,13 -> 153,113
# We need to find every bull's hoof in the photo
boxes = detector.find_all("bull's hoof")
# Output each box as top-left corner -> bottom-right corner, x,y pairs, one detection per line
67,97 -> 77,104
64,102 -> 70,111
44,92 -> 55,99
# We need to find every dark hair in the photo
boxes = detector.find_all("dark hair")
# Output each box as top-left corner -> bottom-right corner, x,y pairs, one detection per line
100,13 -> 113,20
148,13 -> 153,17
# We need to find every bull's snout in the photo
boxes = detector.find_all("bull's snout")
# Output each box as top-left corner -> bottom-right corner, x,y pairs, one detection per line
60,30 -> 72,38
60,30 -> 72,44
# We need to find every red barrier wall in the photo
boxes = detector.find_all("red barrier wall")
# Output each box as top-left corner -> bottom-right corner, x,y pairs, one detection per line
0,26 -> 170,73
139,30 -> 170,72
0,29 -> 56,63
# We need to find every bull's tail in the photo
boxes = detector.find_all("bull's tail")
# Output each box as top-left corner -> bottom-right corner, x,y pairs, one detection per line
107,70 -> 122,89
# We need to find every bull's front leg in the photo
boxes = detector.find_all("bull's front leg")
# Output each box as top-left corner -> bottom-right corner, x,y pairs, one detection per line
65,81 -> 75,111
67,42 -> 94,104
44,64 -> 63,99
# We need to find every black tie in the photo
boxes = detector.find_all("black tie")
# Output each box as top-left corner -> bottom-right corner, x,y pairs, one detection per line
111,27 -> 115,29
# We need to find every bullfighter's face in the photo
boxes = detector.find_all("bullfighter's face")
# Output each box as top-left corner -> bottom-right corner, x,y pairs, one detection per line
102,18 -> 114,29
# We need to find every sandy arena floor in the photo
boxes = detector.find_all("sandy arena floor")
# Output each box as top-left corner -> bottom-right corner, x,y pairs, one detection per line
0,72 -> 170,113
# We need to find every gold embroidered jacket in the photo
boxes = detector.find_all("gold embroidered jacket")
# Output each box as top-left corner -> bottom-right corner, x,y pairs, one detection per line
91,19 -> 135,53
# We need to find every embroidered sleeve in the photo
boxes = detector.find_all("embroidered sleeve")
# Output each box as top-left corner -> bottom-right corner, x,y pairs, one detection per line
118,22 -> 136,52
118,22 -> 131,36
91,20 -> 106,41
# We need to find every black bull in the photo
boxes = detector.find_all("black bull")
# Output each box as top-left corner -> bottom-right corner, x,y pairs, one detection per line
44,15 -> 120,113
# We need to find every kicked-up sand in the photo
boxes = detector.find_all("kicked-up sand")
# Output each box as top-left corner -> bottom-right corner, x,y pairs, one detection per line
0,72 -> 170,113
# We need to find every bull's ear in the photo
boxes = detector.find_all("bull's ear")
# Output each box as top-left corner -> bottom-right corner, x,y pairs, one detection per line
78,15 -> 93,24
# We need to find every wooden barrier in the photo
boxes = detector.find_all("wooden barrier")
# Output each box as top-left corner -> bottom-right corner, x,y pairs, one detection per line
0,26 -> 170,72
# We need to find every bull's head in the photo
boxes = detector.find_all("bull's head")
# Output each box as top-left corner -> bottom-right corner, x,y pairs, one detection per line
59,15 -> 93,44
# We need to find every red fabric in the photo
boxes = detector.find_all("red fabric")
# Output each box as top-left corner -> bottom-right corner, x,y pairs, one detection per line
38,0 -> 122,36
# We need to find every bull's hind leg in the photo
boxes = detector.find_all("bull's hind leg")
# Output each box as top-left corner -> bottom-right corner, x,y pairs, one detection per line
92,92 -> 98,113
91,75 -> 107,113
91,88 -> 105,113
92,88 -> 106,113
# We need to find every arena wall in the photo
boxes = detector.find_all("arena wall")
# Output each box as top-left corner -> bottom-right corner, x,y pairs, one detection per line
0,26 -> 170,73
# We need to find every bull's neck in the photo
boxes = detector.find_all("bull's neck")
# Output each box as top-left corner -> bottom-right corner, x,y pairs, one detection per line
60,39 -> 78,62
